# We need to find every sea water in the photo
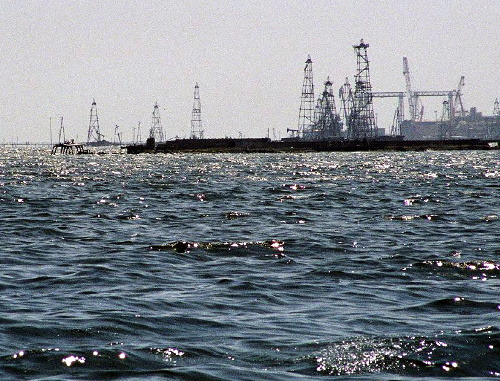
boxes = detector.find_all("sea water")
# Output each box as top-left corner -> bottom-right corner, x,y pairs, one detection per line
0,147 -> 498,379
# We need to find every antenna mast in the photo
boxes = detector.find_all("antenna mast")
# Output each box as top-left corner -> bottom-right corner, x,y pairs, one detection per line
149,102 -> 164,142
87,99 -> 103,144
297,55 -> 315,138
190,83 -> 203,139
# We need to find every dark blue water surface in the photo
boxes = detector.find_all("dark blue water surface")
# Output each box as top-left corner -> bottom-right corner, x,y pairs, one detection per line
0,147 -> 498,380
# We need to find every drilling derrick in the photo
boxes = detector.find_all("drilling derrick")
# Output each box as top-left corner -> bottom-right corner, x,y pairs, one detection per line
349,39 -> 376,140
494,98 -> 500,117
339,77 -> 353,136
87,99 -> 104,144
296,55 -> 315,138
149,102 -> 164,142
439,99 -> 452,138
305,78 -> 341,140
190,83 -> 203,139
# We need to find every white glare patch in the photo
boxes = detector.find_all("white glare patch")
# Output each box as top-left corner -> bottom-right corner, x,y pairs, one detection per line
62,355 -> 86,366
12,350 -> 25,359
118,352 -> 126,360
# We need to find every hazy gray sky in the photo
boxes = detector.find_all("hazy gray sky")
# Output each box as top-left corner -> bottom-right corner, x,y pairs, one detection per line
0,0 -> 498,143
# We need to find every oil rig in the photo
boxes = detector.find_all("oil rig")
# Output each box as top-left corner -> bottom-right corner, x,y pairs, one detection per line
190,83 -> 204,139
295,40 -> 500,141
124,39 -> 498,153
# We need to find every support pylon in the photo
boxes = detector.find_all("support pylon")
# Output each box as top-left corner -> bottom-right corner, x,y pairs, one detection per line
149,102 -> 164,142
350,39 -> 376,140
87,99 -> 103,144
191,83 -> 203,139
494,98 -> 500,116
297,55 -> 315,138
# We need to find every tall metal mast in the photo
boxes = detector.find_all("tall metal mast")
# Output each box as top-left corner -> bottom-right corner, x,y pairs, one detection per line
87,99 -> 103,144
149,102 -> 164,142
350,39 -> 376,140
494,98 -> 500,117
297,55 -> 315,138
339,77 -> 354,137
137,121 -> 142,143
190,83 -> 203,139
58,116 -> 66,143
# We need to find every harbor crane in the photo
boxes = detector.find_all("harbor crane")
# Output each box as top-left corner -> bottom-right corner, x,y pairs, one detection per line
454,76 -> 466,117
403,57 -> 457,122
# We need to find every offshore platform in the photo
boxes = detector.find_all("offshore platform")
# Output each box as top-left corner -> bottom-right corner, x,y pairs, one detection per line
122,39 -> 498,154
295,40 -> 500,141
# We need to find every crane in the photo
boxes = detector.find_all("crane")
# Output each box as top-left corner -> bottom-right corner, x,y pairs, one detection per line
403,57 -> 418,121
454,76 -> 466,117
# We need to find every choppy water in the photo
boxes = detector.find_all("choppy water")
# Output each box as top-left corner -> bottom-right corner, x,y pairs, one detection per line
0,147 -> 498,380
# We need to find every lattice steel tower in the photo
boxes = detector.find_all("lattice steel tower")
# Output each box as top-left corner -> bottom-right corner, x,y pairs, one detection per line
305,78 -> 341,140
191,83 -> 203,139
297,55 -> 315,138
87,99 -> 103,144
149,102 -> 164,142
350,40 -> 376,140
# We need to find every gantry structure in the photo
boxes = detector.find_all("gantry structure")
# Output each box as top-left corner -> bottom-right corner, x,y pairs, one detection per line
190,83 -> 203,139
